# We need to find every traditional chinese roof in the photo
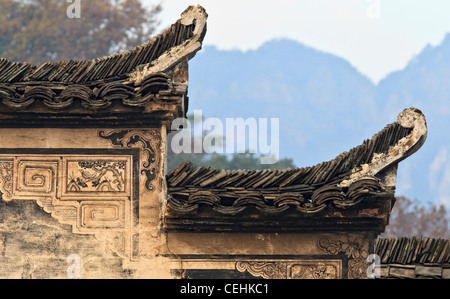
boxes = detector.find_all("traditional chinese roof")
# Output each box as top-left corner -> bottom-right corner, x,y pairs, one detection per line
164,108 -> 427,233
375,237 -> 450,279
0,5 -> 207,128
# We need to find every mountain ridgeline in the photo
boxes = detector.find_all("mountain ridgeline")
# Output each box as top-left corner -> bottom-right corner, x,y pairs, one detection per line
186,36 -> 450,206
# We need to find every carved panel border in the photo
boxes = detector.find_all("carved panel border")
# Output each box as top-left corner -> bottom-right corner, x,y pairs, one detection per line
0,148 -> 142,260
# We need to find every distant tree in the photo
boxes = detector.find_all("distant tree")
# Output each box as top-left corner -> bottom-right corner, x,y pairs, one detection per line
166,113 -> 296,170
0,0 -> 161,65
382,196 -> 450,238
167,151 -> 296,171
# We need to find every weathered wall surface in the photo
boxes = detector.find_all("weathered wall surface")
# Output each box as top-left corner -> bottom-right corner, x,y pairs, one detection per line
163,232 -> 374,279
0,200 -> 130,279
0,123 -> 390,279
0,126 -> 170,279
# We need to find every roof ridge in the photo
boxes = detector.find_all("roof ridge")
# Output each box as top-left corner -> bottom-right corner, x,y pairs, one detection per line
167,108 -> 425,190
0,5 -> 207,84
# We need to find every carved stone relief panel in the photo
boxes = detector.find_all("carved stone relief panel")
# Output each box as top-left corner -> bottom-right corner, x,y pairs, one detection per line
235,260 -> 342,279
235,261 -> 287,279
65,160 -> 129,193
0,155 -> 133,233
62,158 -> 132,197
0,128 -> 162,261
317,233 -> 370,279
16,159 -> 58,196
0,128 -> 163,261
80,201 -> 126,229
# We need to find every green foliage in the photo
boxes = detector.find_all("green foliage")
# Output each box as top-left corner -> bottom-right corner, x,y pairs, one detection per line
167,113 -> 297,171
167,152 -> 296,171
0,0 -> 161,65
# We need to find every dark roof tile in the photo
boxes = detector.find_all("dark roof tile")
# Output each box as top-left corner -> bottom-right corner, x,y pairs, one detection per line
0,5 -> 207,115
166,108 -> 427,219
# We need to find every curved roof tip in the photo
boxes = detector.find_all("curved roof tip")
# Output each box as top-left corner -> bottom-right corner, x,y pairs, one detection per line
0,5 -> 208,84
181,5 -> 209,26
0,5 -> 208,115
339,107 -> 427,188
129,5 -> 208,85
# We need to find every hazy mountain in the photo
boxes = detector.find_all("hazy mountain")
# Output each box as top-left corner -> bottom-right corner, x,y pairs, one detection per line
376,33 -> 450,206
186,37 -> 450,207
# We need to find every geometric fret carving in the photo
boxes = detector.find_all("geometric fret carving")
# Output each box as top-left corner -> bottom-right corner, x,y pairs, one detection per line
0,129 -> 161,261
16,159 -> 58,195
0,155 -> 134,258
0,155 -> 132,227
80,201 -> 126,229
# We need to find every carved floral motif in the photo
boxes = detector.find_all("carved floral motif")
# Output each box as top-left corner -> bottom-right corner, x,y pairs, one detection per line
318,234 -> 369,279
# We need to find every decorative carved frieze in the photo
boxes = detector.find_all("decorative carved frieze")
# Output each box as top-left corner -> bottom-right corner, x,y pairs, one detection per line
0,156 -> 132,232
0,128 -> 162,261
235,260 -> 342,279
66,160 -> 127,193
235,261 -> 287,279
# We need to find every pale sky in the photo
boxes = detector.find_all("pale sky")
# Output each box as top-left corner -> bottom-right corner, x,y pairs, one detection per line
143,0 -> 450,83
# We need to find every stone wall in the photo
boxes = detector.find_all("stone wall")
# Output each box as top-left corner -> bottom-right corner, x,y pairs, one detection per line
162,232 -> 374,279
0,126 -> 169,279
0,200 -> 130,279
